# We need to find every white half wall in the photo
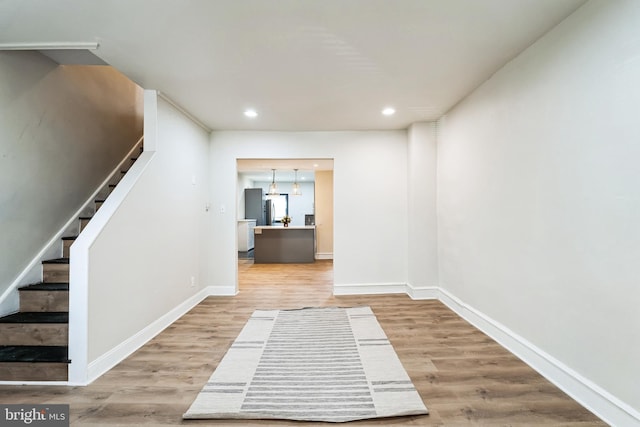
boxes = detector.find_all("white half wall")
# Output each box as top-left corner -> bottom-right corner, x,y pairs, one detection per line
70,92 -> 210,381
207,131 -> 407,292
437,0 -> 640,422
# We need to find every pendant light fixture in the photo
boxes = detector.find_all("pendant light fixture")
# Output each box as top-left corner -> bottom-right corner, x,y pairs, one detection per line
292,169 -> 302,196
268,169 -> 278,196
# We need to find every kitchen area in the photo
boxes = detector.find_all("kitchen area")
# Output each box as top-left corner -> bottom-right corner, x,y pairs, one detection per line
237,159 -> 334,263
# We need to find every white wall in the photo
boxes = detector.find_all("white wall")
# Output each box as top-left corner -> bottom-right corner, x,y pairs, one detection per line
81,95 -> 210,365
407,122 -> 438,289
437,0 -> 640,417
207,131 -> 407,293
0,51 -> 143,297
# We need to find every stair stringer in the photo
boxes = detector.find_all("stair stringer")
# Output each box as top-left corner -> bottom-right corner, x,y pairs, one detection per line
0,136 -> 145,319
68,148 -> 154,386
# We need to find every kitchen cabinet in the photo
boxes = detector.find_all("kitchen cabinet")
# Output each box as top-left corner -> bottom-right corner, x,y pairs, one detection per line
253,226 -> 315,263
238,219 -> 256,251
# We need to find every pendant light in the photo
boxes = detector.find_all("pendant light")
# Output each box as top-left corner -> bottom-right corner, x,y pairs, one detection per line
292,169 -> 302,196
268,169 -> 278,196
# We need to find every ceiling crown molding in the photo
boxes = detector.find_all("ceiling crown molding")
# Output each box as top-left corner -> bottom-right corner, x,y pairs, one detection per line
0,42 -> 99,50
158,92 -> 212,133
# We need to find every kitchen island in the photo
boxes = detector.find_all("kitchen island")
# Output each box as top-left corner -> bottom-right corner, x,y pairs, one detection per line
253,225 -> 315,263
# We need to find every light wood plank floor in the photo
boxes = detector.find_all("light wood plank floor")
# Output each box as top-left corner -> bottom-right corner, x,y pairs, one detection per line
0,260 -> 606,426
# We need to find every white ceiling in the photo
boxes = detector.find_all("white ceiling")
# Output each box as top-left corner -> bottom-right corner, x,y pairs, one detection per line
0,0 -> 586,132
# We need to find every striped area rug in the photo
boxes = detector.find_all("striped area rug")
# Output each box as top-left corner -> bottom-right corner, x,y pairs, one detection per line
183,306 -> 428,422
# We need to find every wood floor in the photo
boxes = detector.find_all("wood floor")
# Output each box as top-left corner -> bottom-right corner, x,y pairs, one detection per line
0,260 -> 606,426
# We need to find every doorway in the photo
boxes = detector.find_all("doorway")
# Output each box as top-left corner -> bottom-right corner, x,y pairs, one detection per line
236,158 -> 334,289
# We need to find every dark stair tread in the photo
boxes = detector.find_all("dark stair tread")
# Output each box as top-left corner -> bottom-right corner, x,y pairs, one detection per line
61,236 -> 77,241
20,283 -> 69,291
0,312 -> 68,323
42,258 -> 69,264
0,346 -> 69,363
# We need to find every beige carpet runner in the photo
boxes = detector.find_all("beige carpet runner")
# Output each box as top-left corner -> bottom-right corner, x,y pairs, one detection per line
183,306 -> 428,422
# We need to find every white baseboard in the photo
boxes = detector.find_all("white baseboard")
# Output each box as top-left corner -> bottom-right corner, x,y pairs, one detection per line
0,380 -> 69,386
207,286 -> 238,296
315,252 -> 333,260
333,282 -> 406,296
406,284 -> 440,300
86,288 -> 209,384
334,283 -> 440,299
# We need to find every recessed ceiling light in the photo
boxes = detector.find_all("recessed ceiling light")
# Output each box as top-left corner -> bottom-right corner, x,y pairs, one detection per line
382,107 -> 396,116
244,109 -> 258,118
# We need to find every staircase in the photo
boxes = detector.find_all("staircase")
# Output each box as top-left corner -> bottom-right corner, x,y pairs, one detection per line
0,144 -> 143,381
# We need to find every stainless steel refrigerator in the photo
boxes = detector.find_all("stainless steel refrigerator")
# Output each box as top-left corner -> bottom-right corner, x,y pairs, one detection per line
265,199 -> 275,226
